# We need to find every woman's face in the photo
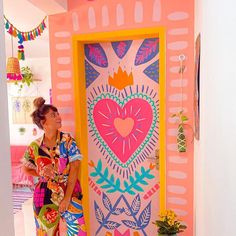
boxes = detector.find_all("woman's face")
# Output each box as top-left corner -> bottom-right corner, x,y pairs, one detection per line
42,108 -> 62,131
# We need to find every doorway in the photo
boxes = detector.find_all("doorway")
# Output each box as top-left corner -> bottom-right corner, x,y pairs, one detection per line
73,28 -> 166,236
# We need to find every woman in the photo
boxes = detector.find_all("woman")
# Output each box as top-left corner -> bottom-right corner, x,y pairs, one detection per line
22,97 -> 87,236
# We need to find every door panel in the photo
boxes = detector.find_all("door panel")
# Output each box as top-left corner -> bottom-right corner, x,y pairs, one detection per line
85,38 -> 160,236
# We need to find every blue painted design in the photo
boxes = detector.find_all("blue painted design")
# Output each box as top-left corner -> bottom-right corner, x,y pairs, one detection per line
85,60 -> 100,88
94,194 -> 151,235
143,60 -> 159,83
111,40 -> 132,59
135,38 -> 159,66
85,43 -> 108,67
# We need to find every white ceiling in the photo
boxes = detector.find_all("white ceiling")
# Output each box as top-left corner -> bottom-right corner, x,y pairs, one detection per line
3,0 -> 50,58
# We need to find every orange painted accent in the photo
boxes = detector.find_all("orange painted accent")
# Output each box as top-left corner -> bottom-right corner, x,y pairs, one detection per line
105,232 -> 112,236
114,117 -> 134,137
108,66 -> 134,90
133,232 -> 140,236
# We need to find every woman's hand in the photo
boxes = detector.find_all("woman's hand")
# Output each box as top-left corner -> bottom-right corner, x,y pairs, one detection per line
59,197 -> 70,213
39,164 -> 55,179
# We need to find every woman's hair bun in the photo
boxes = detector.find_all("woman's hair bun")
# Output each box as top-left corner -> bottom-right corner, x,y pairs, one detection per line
33,97 -> 45,109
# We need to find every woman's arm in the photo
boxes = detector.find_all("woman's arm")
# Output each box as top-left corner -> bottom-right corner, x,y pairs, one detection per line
59,160 -> 80,213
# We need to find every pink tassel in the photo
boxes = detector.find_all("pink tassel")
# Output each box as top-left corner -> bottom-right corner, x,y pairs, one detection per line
8,25 -> 13,35
30,32 -> 34,40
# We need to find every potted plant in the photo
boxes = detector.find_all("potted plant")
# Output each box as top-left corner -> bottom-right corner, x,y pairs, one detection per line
153,209 -> 187,236
15,66 -> 34,92
171,110 -> 188,152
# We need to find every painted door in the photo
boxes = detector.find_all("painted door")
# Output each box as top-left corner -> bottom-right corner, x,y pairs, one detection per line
85,37 -> 160,236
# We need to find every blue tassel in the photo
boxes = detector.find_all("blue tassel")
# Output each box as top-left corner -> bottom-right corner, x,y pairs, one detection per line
5,21 -> 9,29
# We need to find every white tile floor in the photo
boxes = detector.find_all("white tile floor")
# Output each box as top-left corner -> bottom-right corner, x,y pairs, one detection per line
14,211 -> 25,236
14,197 -> 35,236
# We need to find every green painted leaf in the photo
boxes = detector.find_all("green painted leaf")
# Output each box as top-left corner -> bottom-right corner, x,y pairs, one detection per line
129,176 -> 135,183
104,167 -> 109,178
139,179 -> 148,185
127,189 -> 136,195
107,189 -> 117,193
101,184 -> 111,189
146,174 -> 155,179
115,178 -> 120,188
110,174 -> 115,183
96,178 -> 105,184
124,180 -> 129,188
97,159 -> 102,172
141,167 -> 145,174
132,185 -> 144,192
135,171 -> 140,179
90,172 -> 98,177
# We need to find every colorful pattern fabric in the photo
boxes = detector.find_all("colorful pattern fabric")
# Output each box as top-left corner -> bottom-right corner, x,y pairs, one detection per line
23,131 -> 87,236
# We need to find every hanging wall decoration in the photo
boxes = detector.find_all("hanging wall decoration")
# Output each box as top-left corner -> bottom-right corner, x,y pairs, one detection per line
171,55 -> 190,152
4,15 -> 47,60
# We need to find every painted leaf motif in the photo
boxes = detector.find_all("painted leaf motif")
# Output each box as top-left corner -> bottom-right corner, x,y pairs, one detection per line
122,220 -> 139,229
112,208 -> 124,215
135,38 -> 159,66
124,180 -> 129,188
101,184 -> 111,189
143,60 -> 159,83
115,178 -> 121,188
138,202 -> 151,229
111,40 -> 132,59
103,221 -> 121,230
85,60 -> 100,88
96,178 -> 105,184
90,172 -> 98,177
107,189 -> 117,193
97,159 -> 102,172
110,174 -> 115,183
131,194 -> 141,215
127,189 -> 136,195
132,184 -> 144,192
102,193 -> 112,211
94,201 -> 104,224
104,167 -> 109,178
124,208 -> 131,216
85,43 -> 108,67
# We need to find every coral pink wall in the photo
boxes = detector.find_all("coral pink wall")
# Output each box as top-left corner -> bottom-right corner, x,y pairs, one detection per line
49,0 -> 194,235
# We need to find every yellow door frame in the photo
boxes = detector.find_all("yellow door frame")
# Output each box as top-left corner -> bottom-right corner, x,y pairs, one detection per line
72,27 -> 166,235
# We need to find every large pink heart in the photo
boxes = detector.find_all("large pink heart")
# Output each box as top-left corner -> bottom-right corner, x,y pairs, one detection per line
93,98 -> 153,163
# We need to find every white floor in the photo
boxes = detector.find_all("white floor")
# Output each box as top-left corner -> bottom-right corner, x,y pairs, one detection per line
14,211 -> 25,236
14,197 -> 35,236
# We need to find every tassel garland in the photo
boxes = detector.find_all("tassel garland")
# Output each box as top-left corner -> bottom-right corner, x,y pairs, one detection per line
4,15 -> 47,60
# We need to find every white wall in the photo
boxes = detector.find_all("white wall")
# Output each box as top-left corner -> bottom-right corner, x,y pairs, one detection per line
7,57 -> 51,145
0,0 -> 15,235
195,0 -> 236,235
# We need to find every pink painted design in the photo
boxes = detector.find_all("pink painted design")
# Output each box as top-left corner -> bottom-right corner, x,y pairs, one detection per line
143,183 -> 160,200
93,98 -> 153,163
114,229 -> 130,236
88,177 -> 102,195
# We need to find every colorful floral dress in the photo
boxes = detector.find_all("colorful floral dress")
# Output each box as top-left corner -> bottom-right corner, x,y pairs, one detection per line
23,131 -> 87,236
